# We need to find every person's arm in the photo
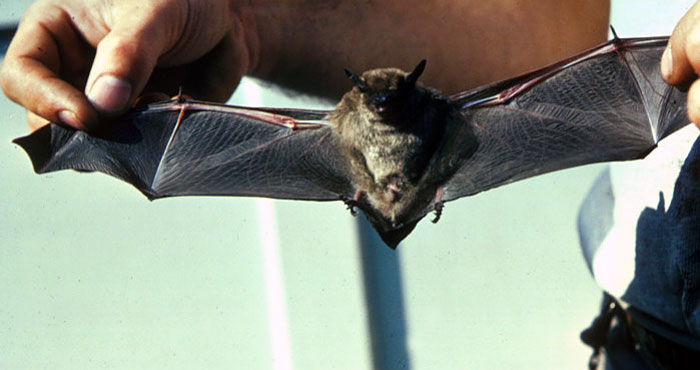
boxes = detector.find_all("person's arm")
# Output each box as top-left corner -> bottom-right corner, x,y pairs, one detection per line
0,0 -> 610,131
252,0 -> 610,97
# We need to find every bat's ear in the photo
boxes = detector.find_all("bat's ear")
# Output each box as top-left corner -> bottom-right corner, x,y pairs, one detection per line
344,67 -> 366,92
405,59 -> 427,86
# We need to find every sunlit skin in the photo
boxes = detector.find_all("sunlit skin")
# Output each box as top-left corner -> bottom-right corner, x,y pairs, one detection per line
1,0 -> 610,132
662,1 -> 700,128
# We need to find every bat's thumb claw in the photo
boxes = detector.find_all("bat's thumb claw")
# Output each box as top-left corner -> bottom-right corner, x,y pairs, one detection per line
431,201 -> 444,223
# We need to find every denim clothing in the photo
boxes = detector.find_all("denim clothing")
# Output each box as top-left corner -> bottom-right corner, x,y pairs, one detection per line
579,126 -> 700,354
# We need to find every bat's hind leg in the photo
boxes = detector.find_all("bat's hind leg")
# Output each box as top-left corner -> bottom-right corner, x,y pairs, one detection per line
431,187 -> 444,223
341,190 -> 365,216
431,202 -> 444,223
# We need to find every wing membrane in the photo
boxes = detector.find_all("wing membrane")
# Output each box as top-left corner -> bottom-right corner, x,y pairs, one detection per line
442,37 -> 690,201
14,100 -> 353,201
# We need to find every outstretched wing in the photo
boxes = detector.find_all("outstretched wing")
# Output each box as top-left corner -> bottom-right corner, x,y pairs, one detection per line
441,36 -> 691,201
14,99 -> 354,201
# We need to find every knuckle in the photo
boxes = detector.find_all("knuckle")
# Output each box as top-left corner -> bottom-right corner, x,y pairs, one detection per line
100,34 -> 156,70
101,36 -> 141,58
23,0 -> 47,18
22,0 -> 59,23
0,59 -> 21,102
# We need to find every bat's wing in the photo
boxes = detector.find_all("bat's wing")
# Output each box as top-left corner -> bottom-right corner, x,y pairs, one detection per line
14,99 -> 354,201
441,35 -> 692,201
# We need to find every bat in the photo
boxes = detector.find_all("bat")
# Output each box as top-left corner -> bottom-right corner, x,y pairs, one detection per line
13,33 -> 691,249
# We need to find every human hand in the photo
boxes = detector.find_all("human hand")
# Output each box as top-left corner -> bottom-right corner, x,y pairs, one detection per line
661,1 -> 700,128
0,0 -> 258,131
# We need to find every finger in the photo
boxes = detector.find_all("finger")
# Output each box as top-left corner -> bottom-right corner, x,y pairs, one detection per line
26,111 -> 50,132
0,3 -> 98,130
662,3 -> 700,85
687,79 -> 700,128
84,4 -> 185,114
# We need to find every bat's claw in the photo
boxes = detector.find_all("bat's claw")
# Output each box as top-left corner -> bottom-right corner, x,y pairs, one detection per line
172,87 -> 193,103
282,117 -> 298,130
431,201 -> 444,223
341,190 -> 367,216
340,196 -> 359,217
347,203 -> 358,216
431,187 -> 444,223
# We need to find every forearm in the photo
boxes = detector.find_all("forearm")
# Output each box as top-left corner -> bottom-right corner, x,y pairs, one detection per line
0,0 -> 609,131
245,0 -> 610,98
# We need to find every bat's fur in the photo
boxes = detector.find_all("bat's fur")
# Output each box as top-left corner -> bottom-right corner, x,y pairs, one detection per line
326,63 -> 455,234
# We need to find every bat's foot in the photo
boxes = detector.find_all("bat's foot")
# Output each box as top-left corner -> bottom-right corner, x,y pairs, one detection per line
431,201 -> 444,223
341,198 -> 357,217
341,190 -> 365,216
343,200 -> 358,216
431,187 -> 444,223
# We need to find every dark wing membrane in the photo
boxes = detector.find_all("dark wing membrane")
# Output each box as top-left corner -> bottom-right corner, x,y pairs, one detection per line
14,100 -> 353,201
442,36 -> 690,201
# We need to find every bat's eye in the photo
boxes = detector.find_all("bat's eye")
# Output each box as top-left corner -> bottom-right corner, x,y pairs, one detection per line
373,95 -> 388,107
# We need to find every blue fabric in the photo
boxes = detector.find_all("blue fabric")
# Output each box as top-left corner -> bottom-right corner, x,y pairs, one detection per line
627,136 -> 700,346
579,134 -> 700,349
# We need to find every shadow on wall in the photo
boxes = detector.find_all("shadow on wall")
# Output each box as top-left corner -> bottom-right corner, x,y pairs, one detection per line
358,214 -> 411,370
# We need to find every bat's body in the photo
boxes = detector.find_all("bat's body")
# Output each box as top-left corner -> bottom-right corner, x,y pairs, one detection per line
327,62 -> 467,244
14,35 -> 692,248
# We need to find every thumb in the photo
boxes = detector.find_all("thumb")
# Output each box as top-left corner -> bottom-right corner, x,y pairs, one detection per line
85,18 -> 174,114
661,2 -> 700,86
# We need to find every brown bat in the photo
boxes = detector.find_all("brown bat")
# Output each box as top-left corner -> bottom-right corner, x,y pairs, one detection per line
13,34 -> 691,248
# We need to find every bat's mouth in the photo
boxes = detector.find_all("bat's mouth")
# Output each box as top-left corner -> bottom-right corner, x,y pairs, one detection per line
372,105 -> 389,114
371,102 -> 400,117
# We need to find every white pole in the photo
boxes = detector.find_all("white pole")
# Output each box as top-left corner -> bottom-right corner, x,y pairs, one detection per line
240,78 -> 293,370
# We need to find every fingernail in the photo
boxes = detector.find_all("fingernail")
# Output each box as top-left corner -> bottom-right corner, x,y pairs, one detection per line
661,43 -> 673,79
87,74 -> 132,113
58,110 -> 83,129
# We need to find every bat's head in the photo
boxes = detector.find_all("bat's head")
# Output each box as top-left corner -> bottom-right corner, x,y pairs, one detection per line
344,60 -> 428,124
